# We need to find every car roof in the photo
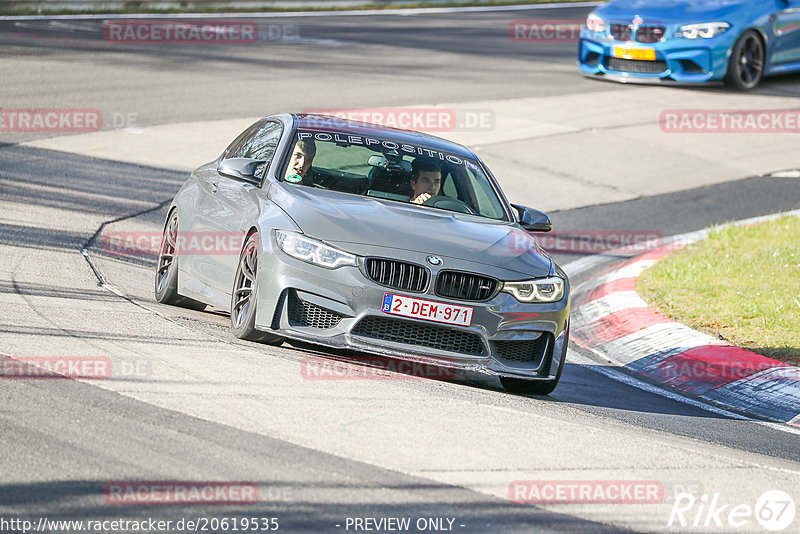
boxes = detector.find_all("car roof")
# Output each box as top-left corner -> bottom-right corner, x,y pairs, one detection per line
290,113 -> 478,159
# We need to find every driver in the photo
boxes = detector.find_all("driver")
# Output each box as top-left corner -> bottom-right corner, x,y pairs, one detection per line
284,138 -> 316,182
409,158 -> 441,204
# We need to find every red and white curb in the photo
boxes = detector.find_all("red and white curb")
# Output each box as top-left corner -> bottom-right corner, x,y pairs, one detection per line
569,210 -> 800,427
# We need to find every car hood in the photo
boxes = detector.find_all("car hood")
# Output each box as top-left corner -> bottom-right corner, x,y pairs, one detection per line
269,183 -> 553,279
596,0 -> 748,23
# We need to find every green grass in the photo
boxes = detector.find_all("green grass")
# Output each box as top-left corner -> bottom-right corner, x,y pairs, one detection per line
637,216 -> 800,366
0,0 -> 591,16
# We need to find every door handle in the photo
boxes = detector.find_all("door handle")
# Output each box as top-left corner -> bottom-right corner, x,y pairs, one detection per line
210,182 -> 218,193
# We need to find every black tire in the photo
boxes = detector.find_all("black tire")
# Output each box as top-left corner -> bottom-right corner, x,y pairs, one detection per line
725,30 -> 764,90
230,232 -> 284,345
154,210 -> 207,311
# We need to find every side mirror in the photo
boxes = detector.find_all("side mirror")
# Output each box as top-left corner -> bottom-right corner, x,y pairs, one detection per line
218,157 -> 266,184
512,204 -> 552,232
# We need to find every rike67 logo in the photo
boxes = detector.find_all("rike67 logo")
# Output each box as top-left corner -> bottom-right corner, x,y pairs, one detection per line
669,490 -> 796,531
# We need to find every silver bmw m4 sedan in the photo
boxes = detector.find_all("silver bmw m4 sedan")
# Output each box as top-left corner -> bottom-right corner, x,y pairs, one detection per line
155,113 -> 570,394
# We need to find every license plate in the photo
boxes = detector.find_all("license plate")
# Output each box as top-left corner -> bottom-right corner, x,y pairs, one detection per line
613,47 -> 656,61
381,293 -> 473,327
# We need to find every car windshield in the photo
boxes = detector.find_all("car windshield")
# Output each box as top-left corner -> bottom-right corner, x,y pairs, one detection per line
280,129 -> 508,220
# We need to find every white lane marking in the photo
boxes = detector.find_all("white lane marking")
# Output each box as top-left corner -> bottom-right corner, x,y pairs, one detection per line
569,349 -> 800,437
574,290 -> 649,325
563,251 -> 617,279
770,169 -> 800,178
284,36 -> 348,45
48,20 -> 99,31
601,259 -> 655,282
0,2 -> 602,21
564,256 -> 656,287
570,259 -> 656,297
14,20 -> 99,32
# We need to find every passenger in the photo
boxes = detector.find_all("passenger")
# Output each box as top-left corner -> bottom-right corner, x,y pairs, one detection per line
409,158 -> 442,204
284,138 -> 316,182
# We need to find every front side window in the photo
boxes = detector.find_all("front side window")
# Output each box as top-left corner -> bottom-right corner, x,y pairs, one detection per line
222,120 -> 283,179
280,130 -> 508,220
224,120 -> 264,159
245,121 -> 282,162
245,121 -> 283,178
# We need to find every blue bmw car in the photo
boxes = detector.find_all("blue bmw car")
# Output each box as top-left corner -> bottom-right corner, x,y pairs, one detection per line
578,0 -> 800,89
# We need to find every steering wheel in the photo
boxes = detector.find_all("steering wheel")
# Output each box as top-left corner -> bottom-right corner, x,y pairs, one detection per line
422,195 -> 477,215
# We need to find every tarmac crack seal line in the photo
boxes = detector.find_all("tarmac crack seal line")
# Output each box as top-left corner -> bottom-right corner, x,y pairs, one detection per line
81,198 -> 172,287
566,208 -> 800,428
78,197 -> 253,348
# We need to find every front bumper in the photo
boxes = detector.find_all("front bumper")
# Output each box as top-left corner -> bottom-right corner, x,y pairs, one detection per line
578,29 -> 734,84
253,240 -> 570,381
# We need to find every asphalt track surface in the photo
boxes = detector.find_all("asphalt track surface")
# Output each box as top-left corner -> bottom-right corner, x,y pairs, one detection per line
2,5 -> 800,534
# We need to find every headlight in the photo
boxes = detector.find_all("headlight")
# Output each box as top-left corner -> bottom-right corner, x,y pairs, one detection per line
586,13 -> 607,33
501,277 -> 565,303
275,231 -> 357,269
676,22 -> 730,39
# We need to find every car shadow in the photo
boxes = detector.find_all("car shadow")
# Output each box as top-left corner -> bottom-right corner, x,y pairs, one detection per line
283,339 -> 731,420
273,344 -> 800,462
